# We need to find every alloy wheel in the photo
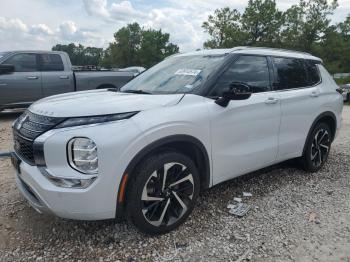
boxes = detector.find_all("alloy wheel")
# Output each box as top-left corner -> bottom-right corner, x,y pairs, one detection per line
141,162 -> 194,227
311,128 -> 330,167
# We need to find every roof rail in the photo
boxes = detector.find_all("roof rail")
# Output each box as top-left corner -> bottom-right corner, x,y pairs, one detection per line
231,46 -> 313,56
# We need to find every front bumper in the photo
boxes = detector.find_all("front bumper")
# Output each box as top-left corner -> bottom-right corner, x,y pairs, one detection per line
15,159 -> 116,220
13,120 -> 145,221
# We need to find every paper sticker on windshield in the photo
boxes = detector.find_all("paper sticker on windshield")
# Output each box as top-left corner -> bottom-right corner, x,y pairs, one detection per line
175,69 -> 201,76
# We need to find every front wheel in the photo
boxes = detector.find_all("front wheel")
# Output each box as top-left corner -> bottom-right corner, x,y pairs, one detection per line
300,122 -> 332,172
126,151 -> 200,235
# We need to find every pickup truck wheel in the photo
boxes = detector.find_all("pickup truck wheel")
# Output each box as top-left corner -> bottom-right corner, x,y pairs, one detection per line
126,151 -> 200,235
300,122 -> 332,172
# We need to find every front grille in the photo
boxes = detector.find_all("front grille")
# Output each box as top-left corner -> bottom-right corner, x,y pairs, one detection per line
13,132 -> 35,163
13,111 -> 65,165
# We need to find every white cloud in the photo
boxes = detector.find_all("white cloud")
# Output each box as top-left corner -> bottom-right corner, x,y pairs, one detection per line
30,24 -> 54,36
0,17 -> 28,32
0,16 -> 102,51
82,1 -> 208,51
1,0 -> 349,52
83,0 -> 110,18
59,21 -> 78,36
110,1 -> 148,21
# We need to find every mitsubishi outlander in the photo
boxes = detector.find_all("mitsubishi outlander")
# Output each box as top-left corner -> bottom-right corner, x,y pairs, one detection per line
11,47 -> 343,234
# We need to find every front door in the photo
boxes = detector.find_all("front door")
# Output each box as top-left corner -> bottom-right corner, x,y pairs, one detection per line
0,53 -> 42,107
208,55 -> 281,184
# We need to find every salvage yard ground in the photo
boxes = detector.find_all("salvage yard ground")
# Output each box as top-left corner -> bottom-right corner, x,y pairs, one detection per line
0,106 -> 350,261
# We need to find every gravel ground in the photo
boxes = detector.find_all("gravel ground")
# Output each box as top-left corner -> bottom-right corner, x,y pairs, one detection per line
0,106 -> 350,262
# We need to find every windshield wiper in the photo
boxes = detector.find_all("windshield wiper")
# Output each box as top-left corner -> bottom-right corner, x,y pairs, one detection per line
122,90 -> 152,94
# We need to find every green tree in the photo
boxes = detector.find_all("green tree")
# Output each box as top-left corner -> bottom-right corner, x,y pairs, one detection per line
202,0 -> 350,73
241,0 -> 283,46
281,0 -> 338,51
52,43 -> 103,66
202,7 -> 244,48
101,23 -> 179,68
313,16 -> 350,73
138,29 -> 179,68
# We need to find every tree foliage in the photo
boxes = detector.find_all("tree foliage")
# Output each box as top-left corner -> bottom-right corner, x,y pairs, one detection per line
203,0 -> 349,73
100,23 -> 179,69
52,43 -> 103,66
52,23 -> 179,69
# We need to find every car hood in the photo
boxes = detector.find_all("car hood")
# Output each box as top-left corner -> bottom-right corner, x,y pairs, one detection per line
29,90 -> 184,117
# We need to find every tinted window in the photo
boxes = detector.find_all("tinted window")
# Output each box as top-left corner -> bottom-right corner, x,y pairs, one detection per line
212,55 -> 270,96
273,57 -> 308,89
305,61 -> 321,86
40,54 -> 64,71
4,53 -> 37,72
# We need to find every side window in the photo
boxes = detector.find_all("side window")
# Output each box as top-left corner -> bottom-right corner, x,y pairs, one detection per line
39,54 -> 64,71
272,57 -> 308,90
4,53 -> 38,72
212,55 -> 270,96
305,61 -> 321,86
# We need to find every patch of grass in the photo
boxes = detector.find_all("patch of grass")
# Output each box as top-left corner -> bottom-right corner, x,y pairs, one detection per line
335,76 -> 350,85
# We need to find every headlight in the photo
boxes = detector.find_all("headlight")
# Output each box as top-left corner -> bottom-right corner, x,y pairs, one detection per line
55,112 -> 138,129
68,137 -> 98,174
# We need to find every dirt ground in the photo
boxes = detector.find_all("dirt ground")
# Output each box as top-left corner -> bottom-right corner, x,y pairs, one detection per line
0,106 -> 350,262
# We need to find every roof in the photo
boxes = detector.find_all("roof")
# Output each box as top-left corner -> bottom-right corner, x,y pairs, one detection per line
177,46 -> 322,62
0,50 -> 68,55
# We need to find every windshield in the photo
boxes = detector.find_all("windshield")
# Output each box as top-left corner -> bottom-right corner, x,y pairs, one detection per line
120,55 -> 226,94
0,52 -> 9,59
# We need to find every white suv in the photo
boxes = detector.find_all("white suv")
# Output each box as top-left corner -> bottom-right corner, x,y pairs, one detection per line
12,47 -> 343,234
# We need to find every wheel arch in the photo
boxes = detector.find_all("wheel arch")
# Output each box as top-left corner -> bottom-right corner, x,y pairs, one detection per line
302,111 -> 337,155
115,135 -> 211,218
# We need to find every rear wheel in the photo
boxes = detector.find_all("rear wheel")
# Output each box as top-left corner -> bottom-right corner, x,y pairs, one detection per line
126,151 -> 200,235
300,122 -> 332,172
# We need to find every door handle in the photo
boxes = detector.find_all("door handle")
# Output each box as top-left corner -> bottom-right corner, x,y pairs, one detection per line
265,97 -> 279,104
310,91 -> 319,97
27,76 -> 39,80
59,75 -> 69,79
0,83 -> 7,86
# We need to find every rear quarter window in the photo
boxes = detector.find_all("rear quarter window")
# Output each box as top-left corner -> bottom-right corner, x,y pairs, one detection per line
305,61 -> 321,86
272,57 -> 308,90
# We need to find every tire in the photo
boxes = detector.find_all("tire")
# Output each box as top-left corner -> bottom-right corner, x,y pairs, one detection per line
126,151 -> 200,235
300,122 -> 332,172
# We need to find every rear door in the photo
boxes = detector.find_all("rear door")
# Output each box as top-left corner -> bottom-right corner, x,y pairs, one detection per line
0,53 -> 42,107
208,55 -> 281,184
271,57 -> 322,160
39,53 -> 74,97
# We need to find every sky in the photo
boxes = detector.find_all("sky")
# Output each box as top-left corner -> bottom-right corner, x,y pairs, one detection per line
0,0 -> 349,52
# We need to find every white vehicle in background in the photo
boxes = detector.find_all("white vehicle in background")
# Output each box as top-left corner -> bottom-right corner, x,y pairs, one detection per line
11,47 -> 343,235
338,83 -> 350,102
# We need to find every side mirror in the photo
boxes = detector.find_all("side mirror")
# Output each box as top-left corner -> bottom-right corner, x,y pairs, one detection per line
0,64 -> 15,74
215,82 -> 252,107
